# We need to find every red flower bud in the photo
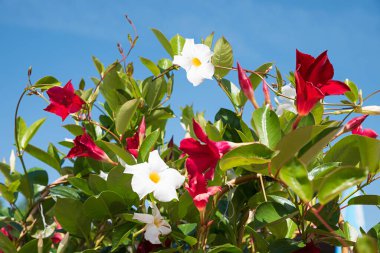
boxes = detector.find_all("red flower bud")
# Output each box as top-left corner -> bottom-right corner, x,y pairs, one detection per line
237,62 -> 259,109
262,79 -> 272,108
344,115 -> 368,132
44,80 -> 85,121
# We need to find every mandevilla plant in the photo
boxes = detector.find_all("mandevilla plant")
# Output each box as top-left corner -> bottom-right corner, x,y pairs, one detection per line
1,19 -> 380,253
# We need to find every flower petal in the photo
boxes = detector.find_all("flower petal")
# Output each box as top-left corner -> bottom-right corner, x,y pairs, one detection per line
181,39 -> 195,58
173,55 -> 192,71
319,80 -> 350,96
124,162 -> 150,174
131,168 -> 156,199
199,62 -> 214,80
133,213 -> 154,224
296,49 -> 316,78
158,220 -> 171,235
186,66 -> 205,86
153,184 -> 178,202
148,150 -> 168,172
159,168 -> 185,189
306,50 -> 334,84
144,224 -> 161,244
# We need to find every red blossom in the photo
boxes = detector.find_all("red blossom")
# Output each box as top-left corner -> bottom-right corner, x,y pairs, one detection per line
0,225 -> 14,241
44,80 -> 85,121
179,120 -> 234,180
66,129 -> 114,163
352,125 -> 378,138
51,219 -> 63,244
185,172 -> 221,211
293,242 -> 320,253
345,115 -> 378,138
295,50 -> 350,116
126,117 -> 146,158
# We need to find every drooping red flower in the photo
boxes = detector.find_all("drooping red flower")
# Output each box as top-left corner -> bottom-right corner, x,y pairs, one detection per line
237,62 -> 259,109
66,129 -> 115,164
185,172 -> 221,211
295,50 -> 350,116
0,225 -> 14,241
44,80 -> 85,121
352,125 -> 378,138
179,120 -> 235,180
293,242 -> 320,253
344,115 -> 378,138
126,117 -> 146,158
51,219 -> 63,244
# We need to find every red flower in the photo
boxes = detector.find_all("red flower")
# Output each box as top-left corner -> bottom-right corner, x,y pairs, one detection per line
126,117 -> 146,158
44,80 -> 85,121
344,115 -> 378,138
295,50 -> 350,116
179,120 -> 235,180
293,242 -> 320,253
352,125 -> 378,138
237,62 -> 259,109
51,219 -> 63,244
67,129 -> 115,164
0,225 -> 14,241
185,172 -> 221,211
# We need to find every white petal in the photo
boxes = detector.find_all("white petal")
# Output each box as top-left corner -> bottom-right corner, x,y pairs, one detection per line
124,162 -> 149,174
133,213 -> 154,224
282,85 -> 296,98
9,150 -> 16,173
198,62 -> 214,80
144,224 -> 161,244
159,169 -> 185,189
194,43 -> 213,62
99,171 -> 108,180
153,184 -> 178,202
148,150 -> 168,172
181,39 -> 195,57
186,67 -> 205,86
150,203 -> 162,218
173,55 -> 192,71
131,168 -> 156,199
158,220 -> 171,235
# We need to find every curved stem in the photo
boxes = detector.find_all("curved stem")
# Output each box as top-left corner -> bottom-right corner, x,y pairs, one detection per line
88,120 -> 122,144
363,89 -> 380,101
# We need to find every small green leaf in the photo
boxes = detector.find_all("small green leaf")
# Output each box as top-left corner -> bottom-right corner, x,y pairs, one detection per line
138,130 -> 160,162
276,66 -> 283,92
208,243 -> 242,253
219,79 -> 247,108
178,223 -> 197,235
92,56 -> 104,76
63,124 -> 83,136
68,177 -> 94,195
248,63 -> 273,90
158,58 -> 173,70
170,34 -> 185,56
318,166 -> 368,204
140,57 -> 161,76
203,32 -> 215,48
344,79 -> 359,104
83,191 -> 126,220
251,105 -> 281,149
348,195 -> 380,206
21,118 -> 46,150
279,158 -> 313,202
252,202 -> 297,230
212,37 -> 233,79
102,141 -> 136,165
115,99 -> 140,135
354,235 -> 378,253
33,76 -> 61,90
50,186 -> 81,200
151,28 -> 174,57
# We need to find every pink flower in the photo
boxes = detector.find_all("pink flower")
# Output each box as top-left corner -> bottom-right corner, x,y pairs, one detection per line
126,117 -> 146,158
295,50 -> 350,116
66,129 -> 115,164
44,80 -> 85,121
185,172 -> 221,211
345,115 -> 378,138
237,62 -> 259,109
352,125 -> 378,138
179,120 -> 235,180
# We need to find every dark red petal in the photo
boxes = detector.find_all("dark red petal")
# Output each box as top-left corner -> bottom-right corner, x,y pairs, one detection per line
345,115 -> 368,131
237,62 -> 254,101
63,80 -> 75,93
306,51 -> 334,84
361,128 -> 378,138
192,119 -> 208,143
320,80 -> 350,96
68,96 -> 85,113
66,145 -> 89,158
44,103 -> 70,121
295,71 -> 324,116
296,49 -> 315,78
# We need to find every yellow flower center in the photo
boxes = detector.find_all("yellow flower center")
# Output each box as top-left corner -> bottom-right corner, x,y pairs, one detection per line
192,57 -> 202,67
154,217 -> 161,227
149,171 -> 161,183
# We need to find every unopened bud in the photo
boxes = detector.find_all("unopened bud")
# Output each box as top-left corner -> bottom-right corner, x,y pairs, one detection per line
28,66 -> 32,77
38,236 -> 43,253
356,105 -> 380,115
117,43 -> 124,54
344,115 -> 368,132
237,62 -> 259,109
57,233 -> 70,253
262,79 -> 272,108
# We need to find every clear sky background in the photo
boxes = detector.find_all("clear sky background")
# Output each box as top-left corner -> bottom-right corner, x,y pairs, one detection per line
0,0 -> 379,230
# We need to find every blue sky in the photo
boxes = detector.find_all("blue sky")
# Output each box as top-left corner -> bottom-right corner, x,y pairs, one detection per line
0,0 -> 379,229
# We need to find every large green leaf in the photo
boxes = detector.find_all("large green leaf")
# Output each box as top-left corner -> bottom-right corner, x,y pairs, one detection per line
203,32 -> 214,48
325,135 -> 380,173
212,37 -> 233,79
102,141 -> 136,165
151,28 -> 174,57
24,144 -> 61,172
279,158 -> 313,202
142,77 -> 166,109
83,191 -> 127,220
107,166 -> 138,205
140,57 -> 160,76
20,118 -> 46,150
88,174 -> 108,194
54,198 -> 91,239
348,195 -> 380,206
115,99 -> 140,135
138,129 -> 160,162
318,166 -> 368,204
170,34 -> 185,56
33,76 -> 61,90
219,143 -> 277,172
251,105 -> 281,149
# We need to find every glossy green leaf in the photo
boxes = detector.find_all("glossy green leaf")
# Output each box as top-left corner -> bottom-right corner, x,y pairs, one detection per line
171,231 -> 197,247
219,79 -> 247,108
88,174 -> 108,194
348,195 -> 380,206
318,166 -> 368,204
16,116 -> 27,149
140,57 -> 161,76
212,37 -> 233,79
158,58 -> 173,70
115,98 -> 140,135
142,77 -> 166,109
24,144 -> 61,172
279,158 -> 313,202
170,34 -> 185,56
50,185 -> 81,200
251,105 -> 281,149
63,124 -> 83,136
354,235 -> 378,253
33,76 -> 61,90
203,32 -> 215,48
68,177 -> 94,195
219,143 -> 277,171
344,79 -> 359,103
92,56 -> 104,75
21,118 -> 46,150
151,28 -> 174,57
102,141 -> 136,165
208,244 -> 242,253
276,66 -> 283,92
252,201 -> 297,230
19,239 -> 52,253
178,223 -> 197,235
138,129 -> 160,162
107,166 -> 137,204
83,191 -> 126,220
248,63 -> 273,90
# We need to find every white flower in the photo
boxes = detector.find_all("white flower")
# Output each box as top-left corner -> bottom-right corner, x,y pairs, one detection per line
173,39 -> 214,86
9,150 -> 16,173
275,84 -> 297,116
124,150 -> 185,202
133,203 -> 171,244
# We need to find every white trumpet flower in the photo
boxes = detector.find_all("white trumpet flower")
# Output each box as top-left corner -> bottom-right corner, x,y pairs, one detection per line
173,39 -> 214,86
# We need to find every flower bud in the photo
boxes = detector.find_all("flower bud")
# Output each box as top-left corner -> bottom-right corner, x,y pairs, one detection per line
262,79 -> 272,108
344,115 -> 368,132
356,106 -> 380,115
237,62 -> 259,109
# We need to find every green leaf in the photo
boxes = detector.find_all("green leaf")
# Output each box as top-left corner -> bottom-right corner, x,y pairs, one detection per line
83,191 -> 127,220
21,118 -> 46,150
102,141 -> 136,165
171,231 -> 197,247
68,177 -> 94,195
170,34 -> 185,56
344,79 -> 359,104
63,124 -> 84,136
151,28 -> 173,57
354,235 -> 378,253
178,223 -> 197,235
19,239 -> 52,253
279,158 -> 313,202
115,98 -> 140,135
54,198 -> 91,239
88,174 -> 108,194
158,58 -> 173,70
138,129 -> 160,162
308,162 -> 341,189
251,105 -> 281,149
203,32 -> 214,48
24,144 -> 61,172
219,143 -> 277,172
325,135 -> 380,173
348,195 -> 380,206
142,77 -> 166,109
0,231 -> 17,253
33,76 -> 61,90
318,166 -> 368,204
16,116 -> 27,149
276,66 -> 283,92
212,37 -> 233,79
50,185 -> 81,200
208,243 -> 242,253
219,79 -> 247,108
248,63 -> 273,90
107,166 -> 138,204
92,56 -> 104,75
140,57 -> 161,76
252,202 -> 297,230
